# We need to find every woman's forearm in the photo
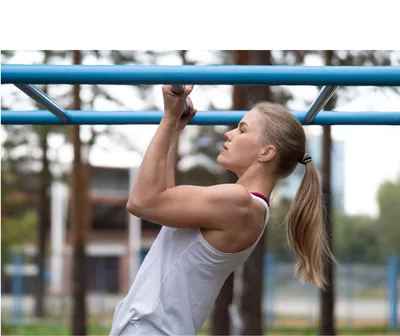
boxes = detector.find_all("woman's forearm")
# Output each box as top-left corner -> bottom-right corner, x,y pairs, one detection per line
128,117 -> 179,206
166,134 -> 179,189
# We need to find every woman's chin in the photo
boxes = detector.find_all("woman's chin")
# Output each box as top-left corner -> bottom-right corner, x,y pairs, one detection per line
216,156 -> 241,178
216,154 -> 225,165
217,154 -> 231,170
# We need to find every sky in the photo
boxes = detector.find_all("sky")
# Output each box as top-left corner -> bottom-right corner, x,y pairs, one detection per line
2,51 -> 400,218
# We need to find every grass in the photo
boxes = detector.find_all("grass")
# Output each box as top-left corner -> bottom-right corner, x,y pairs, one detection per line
263,326 -> 400,335
2,322 -> 400,336
1,323 -> 109,335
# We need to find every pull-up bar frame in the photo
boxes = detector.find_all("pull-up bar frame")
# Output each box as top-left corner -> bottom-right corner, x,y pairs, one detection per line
1,64 -> 400,126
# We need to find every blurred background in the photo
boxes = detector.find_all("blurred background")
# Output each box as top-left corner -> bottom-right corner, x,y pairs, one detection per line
1,50 -> 400,335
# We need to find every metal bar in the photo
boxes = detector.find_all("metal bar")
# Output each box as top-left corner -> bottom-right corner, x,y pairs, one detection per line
1,110 -> 400,125
304,86 -> 339,123
2,65 -> 400,86
14,84 -> 70,122
388,255 -> 399,329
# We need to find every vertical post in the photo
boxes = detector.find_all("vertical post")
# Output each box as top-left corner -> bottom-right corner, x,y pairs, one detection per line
346,260 -> 354,327
388,255 -> 399,329
95,258 -> 106,322
12,253 -> 23,326
266,253 -> 275,326
319,50 -> 336,336
50,181 -> 66,294
128,168 -> 141,284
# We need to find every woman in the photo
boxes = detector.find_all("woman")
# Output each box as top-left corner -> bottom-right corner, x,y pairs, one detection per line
110,85 -> 333,335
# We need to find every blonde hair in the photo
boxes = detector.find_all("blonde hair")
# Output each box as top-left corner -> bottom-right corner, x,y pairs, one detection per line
254,101 -> 335,289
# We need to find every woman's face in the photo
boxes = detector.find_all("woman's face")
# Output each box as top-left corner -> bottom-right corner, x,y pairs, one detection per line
217,108 -> 268,176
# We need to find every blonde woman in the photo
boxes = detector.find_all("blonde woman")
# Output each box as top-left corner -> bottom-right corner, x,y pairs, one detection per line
110,85 -> 333,335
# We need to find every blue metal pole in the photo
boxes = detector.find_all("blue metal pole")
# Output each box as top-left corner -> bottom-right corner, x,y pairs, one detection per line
95,259 -> 106,293
14,84 -> 70,122
95,258 -> 106,320
12,253 -> 23,326
388,255 -> 399,329
2,64 -> 400,86
304,86 -> 339,123
1,110 -> 400,125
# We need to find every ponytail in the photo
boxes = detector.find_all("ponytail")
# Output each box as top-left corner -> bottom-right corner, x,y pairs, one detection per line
252,100 -> 336,288
285,161 -> 335,289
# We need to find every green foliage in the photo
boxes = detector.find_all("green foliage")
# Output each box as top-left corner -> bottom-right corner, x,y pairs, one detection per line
3,209 -> 38,242
377,173 -> 400,256
1,50 -> 15,60
266,197 -> 293,261
0,322 -> 111,336
1,167 -> 38,276
266,196 -> 391,264
333,212 -> 383,264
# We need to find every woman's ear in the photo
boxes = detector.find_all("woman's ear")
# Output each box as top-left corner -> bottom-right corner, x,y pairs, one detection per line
259,144 -> 277,163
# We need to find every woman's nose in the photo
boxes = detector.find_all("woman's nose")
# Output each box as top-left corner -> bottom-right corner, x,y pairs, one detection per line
224,130 -> 232,141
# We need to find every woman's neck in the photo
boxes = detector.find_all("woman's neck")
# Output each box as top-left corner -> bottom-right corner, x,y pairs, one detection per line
235,166 -> 276,199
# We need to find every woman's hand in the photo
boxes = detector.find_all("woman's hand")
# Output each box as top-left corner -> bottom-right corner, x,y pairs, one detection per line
162,85 -> 197,131
176,95 -> 197,132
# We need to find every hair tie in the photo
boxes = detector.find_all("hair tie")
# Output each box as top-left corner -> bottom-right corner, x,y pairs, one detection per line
300,153 -> 312,165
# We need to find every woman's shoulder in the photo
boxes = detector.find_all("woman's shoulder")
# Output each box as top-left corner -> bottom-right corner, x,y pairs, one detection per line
207,183 -> 251,202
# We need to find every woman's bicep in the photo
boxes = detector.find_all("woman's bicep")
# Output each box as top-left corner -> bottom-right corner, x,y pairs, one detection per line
127,184 -> 251,229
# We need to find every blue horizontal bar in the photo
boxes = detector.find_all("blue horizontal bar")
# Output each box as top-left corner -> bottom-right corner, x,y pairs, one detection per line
2,65 -> 400,86
1,110 -> 400,125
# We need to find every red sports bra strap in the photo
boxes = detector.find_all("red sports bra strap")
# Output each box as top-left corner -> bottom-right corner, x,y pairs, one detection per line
250,192 -> 269,206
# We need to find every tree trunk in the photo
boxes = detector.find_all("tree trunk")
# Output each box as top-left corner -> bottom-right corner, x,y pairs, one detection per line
35,127 -> 50,317
240,238 -> 265,335
71,50 -> 88,336
210,272 -> 235,335
239,50 -> 272,336
319,50 -> 336,336
34,50 -> 51,318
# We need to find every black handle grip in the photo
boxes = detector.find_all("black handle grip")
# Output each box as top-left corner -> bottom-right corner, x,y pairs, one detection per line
171,85 -> 185,94
171,85 -> 190,117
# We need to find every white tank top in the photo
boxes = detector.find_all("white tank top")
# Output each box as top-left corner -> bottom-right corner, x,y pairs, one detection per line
110,194 -> 270,335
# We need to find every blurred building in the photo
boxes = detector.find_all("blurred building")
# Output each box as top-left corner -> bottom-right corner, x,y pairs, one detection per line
1,165 -> 160,295
279,135 -> 345,212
